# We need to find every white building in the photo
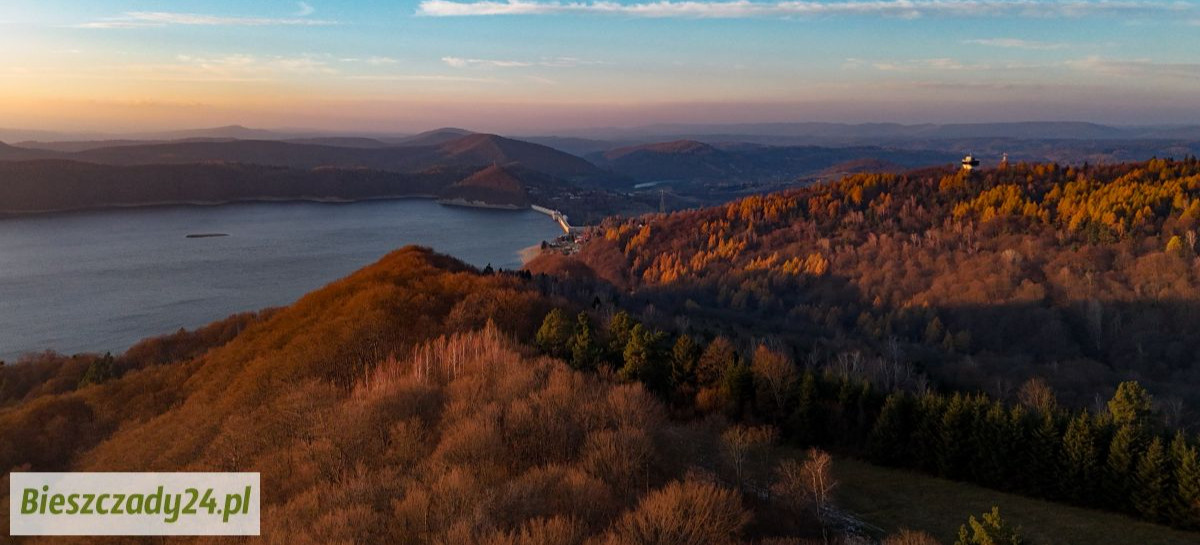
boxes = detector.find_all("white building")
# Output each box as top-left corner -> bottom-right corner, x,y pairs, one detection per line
961,154 -> 980,171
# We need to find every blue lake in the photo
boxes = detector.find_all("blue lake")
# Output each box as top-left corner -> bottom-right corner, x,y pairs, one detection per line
0,199 -> 561,360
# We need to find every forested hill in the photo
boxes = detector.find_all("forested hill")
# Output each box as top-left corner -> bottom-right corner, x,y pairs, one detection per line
0,246 -> 924,544
0,160 -> 466,214
533,158 -> 1200,409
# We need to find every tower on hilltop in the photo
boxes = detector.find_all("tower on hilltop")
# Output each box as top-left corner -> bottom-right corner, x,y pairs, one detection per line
962,154 -> 981,171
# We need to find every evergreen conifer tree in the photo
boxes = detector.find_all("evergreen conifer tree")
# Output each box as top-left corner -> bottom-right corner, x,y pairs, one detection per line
1106,423 -> 1142,512
1133,437 -> 1170,522
620,324 -> 669,393
535,308 -> 572,358
972,401 -> 1014,490
1061,412 -> 1100,505
669,334 -> 700,387
939,394 -> 974,480
787,371 -> 819,445
607,310 -> 636,360
1108,381 -> 1153,430
568,311 -> 599,370
913,392 -> 947,474
1022,411 -> 1060,498
79,352 -> 115,388
868,392 -> 913,467
1169,431 -> 1200,528
721,358 -> 755,416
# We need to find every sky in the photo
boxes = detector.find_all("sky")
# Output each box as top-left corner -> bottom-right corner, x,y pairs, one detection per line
0,0 -> 1198,134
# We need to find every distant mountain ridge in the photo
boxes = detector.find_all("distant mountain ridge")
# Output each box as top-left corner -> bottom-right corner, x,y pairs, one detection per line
6,122 -> 1198,217
590,139 -> 958,183
549,121 -> 1200,143
0,160 -> 464,215
136,124 -> 283,141
0,142 -> 56,161
0,133 -> 611,183
391,127 -> 476,147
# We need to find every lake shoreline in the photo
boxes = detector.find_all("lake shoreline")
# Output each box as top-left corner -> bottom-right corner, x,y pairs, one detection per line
436,198 -> 526,211
0,194 -> 444,219
0,199 -> 563,360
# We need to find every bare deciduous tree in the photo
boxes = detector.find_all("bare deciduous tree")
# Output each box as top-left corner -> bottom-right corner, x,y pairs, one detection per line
752,346 -> 798,421
720,425 -> 777,493
772,449 -> 838,543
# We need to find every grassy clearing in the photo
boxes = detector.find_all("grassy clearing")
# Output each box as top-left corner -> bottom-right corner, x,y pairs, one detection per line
833,457 -> 1200,545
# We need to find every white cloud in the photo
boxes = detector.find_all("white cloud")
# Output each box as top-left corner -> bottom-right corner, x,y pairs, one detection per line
340,56 -> 401,65
296,2 -> 316,16
441,56 -> 602,68
127,11 -> 336,25
851,57 -> 971,72
74,10 -> 337,28
365,56 -> 399,65
417,0 -> 1186,19
106,54 -> 341,81
346,74 -> 498,83
1066,56 -> 1200,79
964,38 -> 1068,50
443,56 -> 534,68
539,56 -> 606,67
848,55 -> 1200,81
73,21 -> 161,29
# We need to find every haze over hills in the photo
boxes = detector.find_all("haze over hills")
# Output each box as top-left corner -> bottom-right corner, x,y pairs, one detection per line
0,133 -> 647,219
3,121 -> 1200,221
591,139 -> 958,184
0,125 -> 298,145
544,121 -> 1200,143
389,127 -> 477,147
541,121 -> 1200,167
0,133 -> 612,182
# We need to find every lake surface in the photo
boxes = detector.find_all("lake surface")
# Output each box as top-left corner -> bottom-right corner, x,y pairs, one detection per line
0,200 -> 562,360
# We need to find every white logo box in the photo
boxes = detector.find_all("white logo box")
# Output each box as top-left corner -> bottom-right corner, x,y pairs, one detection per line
10,472 -> 260,536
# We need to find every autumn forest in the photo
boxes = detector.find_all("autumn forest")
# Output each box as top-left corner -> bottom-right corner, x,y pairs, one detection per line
5,158 -> 1200,544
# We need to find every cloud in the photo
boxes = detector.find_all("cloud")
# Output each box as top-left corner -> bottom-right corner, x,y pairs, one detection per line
845,56 -> 1060,74
74,10 -> 337,28
101,54 -> 340,82
442,56 -> 603,68
964,38 -> 1068,50
346,74 -> 498,83
73,21 -> 162,29
340,56 -> 401,65
1066,56 -> 1200,79
416,0 -> 1187,19
365,56 -> 400,65
8,54 -> 498,84
849,57 -> 971,72
539,57 -> 606,67
296,2 -> 316,16
443,56 -> 533,68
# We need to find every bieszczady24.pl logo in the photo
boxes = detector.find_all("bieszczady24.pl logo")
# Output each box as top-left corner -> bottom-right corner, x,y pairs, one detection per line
10,472 -> 260,536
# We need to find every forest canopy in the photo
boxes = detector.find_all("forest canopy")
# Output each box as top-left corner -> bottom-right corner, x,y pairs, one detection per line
533,158 -> 1200,413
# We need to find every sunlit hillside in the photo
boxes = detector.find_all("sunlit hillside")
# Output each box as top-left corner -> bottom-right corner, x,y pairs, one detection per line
0,247 -> 856,544
535,158 -> 1200,407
